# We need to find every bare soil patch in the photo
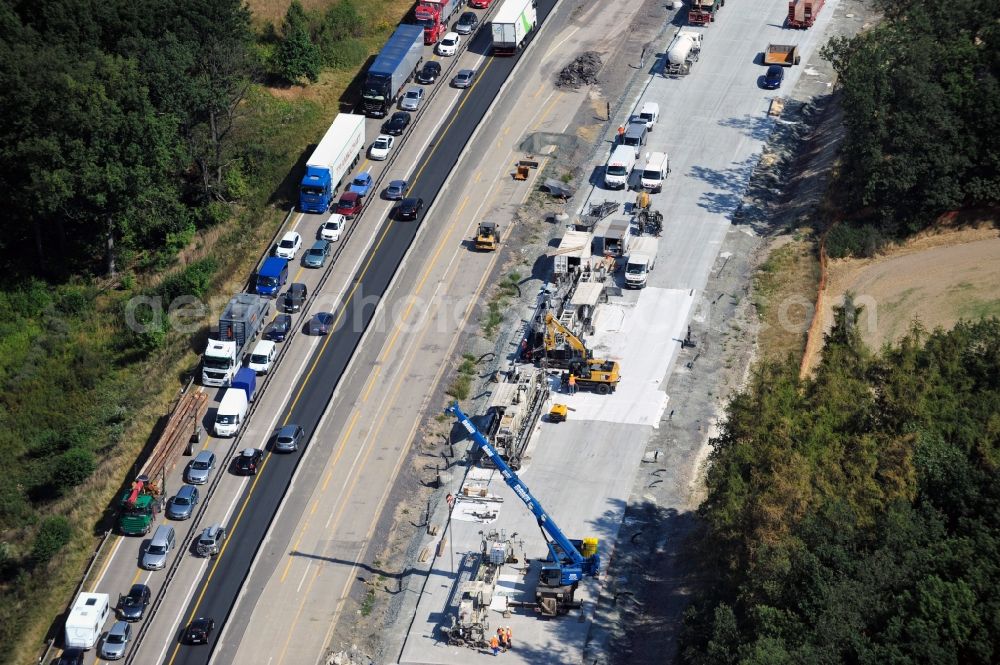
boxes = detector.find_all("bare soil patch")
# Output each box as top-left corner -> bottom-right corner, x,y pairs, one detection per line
754,234 -> 821,360
811,224 -> 1000,363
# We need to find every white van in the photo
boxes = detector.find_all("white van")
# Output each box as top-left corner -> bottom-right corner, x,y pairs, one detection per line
65,592 -> 110,650
604,145 -> 636,189
637,102 -> 659,131
214,388 -> 249,437
640,152 -> 671,192
248,340 -> 277,374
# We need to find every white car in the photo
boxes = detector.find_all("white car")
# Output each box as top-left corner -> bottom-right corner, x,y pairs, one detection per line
319,215 -> 344,242
437,32 -> 460,56
248,340 -> 276,374
369,134 -> 394,161
274,231 -> 302,259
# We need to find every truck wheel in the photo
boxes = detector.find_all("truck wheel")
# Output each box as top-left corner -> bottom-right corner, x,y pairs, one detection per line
597,383 -> 610,395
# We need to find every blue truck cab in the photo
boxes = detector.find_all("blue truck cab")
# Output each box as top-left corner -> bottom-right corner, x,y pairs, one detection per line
300,166 -> 334,213
256,257 -> 288,298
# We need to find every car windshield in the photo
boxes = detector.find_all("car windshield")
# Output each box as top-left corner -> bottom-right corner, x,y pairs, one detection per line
327,221 -> 341,229
642,169 -> 661,180
308,248 -> 323,256
375,138 -> 389,147
301,185 -> 322,196
626,262 -> 645,274
258,276 -> 278,287
607,165 -> 627,176
216,414 -> 235,424
147,545 -> 166,555
279,239 -> 294,248
107,633 -> 125,644
174,496 -> 191,505
250,354 -> 268,364
353,177 -> 366,186
193,460 -> 210,469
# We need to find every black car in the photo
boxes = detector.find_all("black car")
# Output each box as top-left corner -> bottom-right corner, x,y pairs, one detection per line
396,197 -> 425,221
283,282 -> 307,312
118,583 -> 151,621
763,65 -> 784,89
56,648 -> 85,665
382,111 -> 411,136
183,617 -> 215,645
454,11 -> 479,34
308,312 -> 336,335
416,61 -> 441,84
234,448 -> 263,475
263,314 -> 292,342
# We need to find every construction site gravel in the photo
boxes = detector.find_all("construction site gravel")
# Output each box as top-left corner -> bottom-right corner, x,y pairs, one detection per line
321,0 -> 880,662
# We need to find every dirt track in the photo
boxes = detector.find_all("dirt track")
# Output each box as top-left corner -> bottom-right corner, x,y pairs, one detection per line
812,225 -> 1000,362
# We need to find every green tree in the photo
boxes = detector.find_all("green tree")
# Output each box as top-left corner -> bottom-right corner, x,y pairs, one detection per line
30,516 -> 72,567
274,1 -> 321,84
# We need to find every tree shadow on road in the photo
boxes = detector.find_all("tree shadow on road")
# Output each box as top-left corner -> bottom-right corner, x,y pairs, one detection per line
688,155 -> 759,217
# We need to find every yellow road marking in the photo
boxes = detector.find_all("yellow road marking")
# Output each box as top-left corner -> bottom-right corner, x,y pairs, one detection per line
168,49 -> 503,665
361,366 -> 382,402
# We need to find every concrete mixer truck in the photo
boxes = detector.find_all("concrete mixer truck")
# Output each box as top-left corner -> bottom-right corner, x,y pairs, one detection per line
665,29 -> 703,77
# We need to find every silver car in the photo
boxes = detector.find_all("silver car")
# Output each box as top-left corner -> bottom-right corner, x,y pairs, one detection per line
399,87 -> 424,111
303,239 -> 331,268
185,450 -> 216,485
452,69 -> 476,89
274,424 -> 305,453
101,621 -> 131,660
166,485 -> 199,520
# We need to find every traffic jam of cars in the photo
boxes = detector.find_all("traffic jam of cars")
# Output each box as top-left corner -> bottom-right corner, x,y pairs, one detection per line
74,0 -> 497,660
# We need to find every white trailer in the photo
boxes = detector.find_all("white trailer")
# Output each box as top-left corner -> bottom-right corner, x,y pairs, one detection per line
665,29 -> 703,77
491,0 -> 537,55
624,237 -> 659,289
65,592 -> 110,650
299,113 -> 366,213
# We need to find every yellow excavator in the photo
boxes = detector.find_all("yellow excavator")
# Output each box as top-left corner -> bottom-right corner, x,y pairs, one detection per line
475,221 -> 500,251
540,313 -> 620,394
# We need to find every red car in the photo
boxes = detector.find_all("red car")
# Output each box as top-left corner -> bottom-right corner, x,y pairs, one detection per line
335,192 -> 362,219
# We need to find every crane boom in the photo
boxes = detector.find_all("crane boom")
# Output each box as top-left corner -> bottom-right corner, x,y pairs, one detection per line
543,313 -> 588,356
448,403 -> 599,586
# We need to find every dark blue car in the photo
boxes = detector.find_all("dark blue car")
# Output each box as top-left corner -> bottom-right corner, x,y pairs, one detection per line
763,65 -> 784,89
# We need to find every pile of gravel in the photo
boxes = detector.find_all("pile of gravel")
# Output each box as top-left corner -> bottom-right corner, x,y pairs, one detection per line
556,51 -> 603,88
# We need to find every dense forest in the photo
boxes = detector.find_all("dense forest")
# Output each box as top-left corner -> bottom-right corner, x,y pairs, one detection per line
0,0 -> 388,660
822,0 -> 1000,256
679,308 -> 1000,663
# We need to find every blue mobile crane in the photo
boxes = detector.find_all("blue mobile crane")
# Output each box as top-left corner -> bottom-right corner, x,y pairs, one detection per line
447,403 -> 600,616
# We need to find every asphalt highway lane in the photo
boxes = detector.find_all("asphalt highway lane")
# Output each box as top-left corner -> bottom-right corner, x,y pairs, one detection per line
163,6 -> 555,663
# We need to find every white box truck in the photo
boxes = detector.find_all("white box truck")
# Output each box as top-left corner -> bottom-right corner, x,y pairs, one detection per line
491,0 -> 537,55
624,237 -> 659,288
65,592 -> 110,650
639,152 -> 671,192
298,114 -> 366,212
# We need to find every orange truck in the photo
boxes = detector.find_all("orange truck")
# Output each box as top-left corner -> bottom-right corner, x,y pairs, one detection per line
764,44 -> 801,67
787,0 -> 824,28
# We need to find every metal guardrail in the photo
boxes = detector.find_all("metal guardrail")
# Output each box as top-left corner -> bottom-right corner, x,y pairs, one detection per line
50,12 -> 506,665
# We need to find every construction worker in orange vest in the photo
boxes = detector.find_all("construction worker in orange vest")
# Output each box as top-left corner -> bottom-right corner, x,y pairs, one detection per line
490,634 -> 500,656
568,373 -> 577,395
505,626 -> 513,650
